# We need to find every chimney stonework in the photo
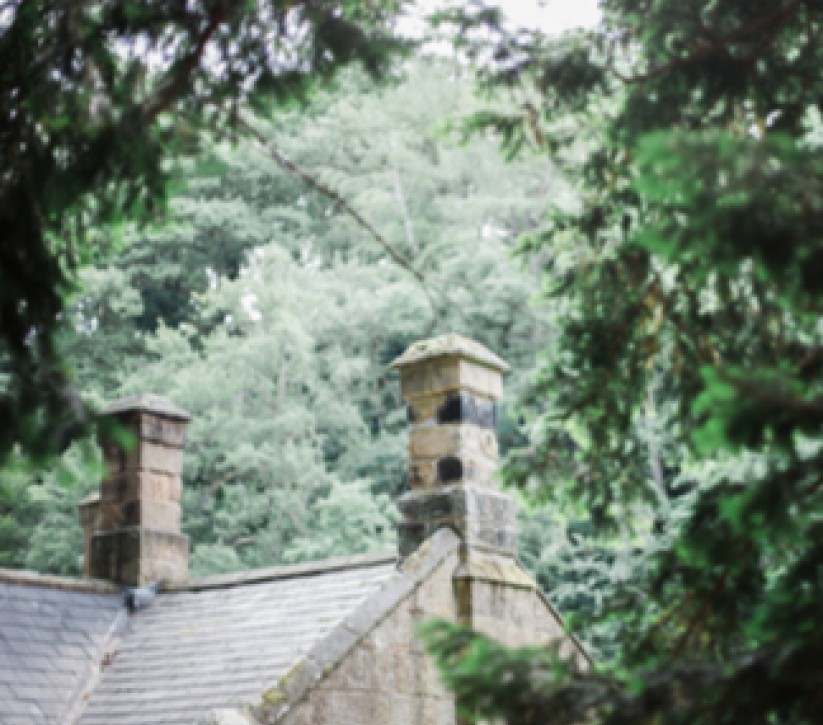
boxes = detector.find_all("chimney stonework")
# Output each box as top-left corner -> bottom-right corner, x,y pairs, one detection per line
392,334 -> 517,558
87,394 -> 190,585
77,492 -> 100,578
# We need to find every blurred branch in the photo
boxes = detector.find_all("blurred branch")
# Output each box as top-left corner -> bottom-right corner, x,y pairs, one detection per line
235,114 -> 448,329
610,0 -> 804,85
142,1 -> 230,121
237,115 -> 426,284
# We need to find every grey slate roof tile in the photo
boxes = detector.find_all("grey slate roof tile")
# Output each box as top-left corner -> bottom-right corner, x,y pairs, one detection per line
0,576 -> 123,725
1,552 -> 396,724
78,555 -> 396,724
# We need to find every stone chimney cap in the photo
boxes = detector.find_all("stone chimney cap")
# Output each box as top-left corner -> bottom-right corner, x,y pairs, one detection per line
391,334 -> 510,373
101,394 -> 191,421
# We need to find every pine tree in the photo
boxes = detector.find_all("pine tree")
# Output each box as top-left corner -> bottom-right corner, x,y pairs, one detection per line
425,2 -> 823,723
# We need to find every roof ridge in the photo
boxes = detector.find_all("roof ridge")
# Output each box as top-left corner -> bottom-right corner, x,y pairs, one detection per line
0,550 -> 397,595
0,567 -> 119,594
163,549 -> 397,593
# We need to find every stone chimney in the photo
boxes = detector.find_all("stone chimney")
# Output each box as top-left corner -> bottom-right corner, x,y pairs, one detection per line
85,394 -> 190,585
392,334 -> 517,558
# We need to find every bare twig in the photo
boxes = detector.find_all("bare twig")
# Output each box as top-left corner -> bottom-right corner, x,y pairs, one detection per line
236,114 -> 446,325
390,134 -> 418,255
238,116 -> 425,283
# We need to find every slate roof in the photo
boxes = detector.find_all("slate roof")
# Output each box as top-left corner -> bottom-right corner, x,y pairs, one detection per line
0,552 -> 396,725
0,572 -> 122,725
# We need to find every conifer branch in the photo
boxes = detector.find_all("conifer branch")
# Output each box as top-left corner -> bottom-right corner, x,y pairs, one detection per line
610,0 -> 805,85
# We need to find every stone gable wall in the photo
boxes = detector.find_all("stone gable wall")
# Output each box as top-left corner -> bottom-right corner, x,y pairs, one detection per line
273,550 -> 577,725
277,550 -> 459,725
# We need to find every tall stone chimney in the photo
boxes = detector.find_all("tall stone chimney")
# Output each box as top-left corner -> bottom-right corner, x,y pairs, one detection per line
392,334 -> 516,558
86,394 -> 190,585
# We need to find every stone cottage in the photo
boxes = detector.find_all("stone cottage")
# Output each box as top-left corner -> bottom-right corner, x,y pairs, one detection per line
0,335 -> 587,724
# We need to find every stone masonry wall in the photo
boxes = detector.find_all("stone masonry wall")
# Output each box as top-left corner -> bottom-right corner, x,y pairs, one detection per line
274,549 -> 577,725
454,558 -> 567,651
277,550 -> 459,725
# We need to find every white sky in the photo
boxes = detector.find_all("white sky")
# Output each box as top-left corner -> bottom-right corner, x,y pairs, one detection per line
500,0 -> 601,34
401,0 -> 601,38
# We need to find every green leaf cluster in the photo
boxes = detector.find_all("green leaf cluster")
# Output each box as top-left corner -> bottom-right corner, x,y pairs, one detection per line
1,0 -> 409,464
424,1 -> 823,723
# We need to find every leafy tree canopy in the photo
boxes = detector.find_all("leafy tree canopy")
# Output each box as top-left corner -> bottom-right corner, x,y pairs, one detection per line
425,1 -> 823,723
0,0 -> 407,463
3,59 -> 564,577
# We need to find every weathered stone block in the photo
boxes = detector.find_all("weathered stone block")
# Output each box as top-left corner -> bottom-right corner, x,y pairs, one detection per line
78,493 -> 101,579
122,499 -> 180,530
399,358 -> 503,401
135,412 -> 189,447
78,494 -> 100,529
169,475 -> 182,502
408,459 -> 436,488
99,500 -> 125,530
99,475 -> 127,503
436,391 -> 496,428
309,625 -> 359,675
277,658 -> 323,703
89,527 -> 188,585
408,424 -> 498,461
119,554 -> 188,586
407,391 -> 497,429
100,470 -> 179,505
452,559 -> 561,648
399,486 -> 515,523
100,443 -> 129,481
398,486 -> 518,557
311,690 -> 413,725
406,392 -> 451,424
408,455 -> 497,488
101,440 -> 183,477
398,489 -> 456,520
397,522 -> 426,558
99,488 -> 181,531
127,440 -> 184,475
343,575 -> 416,637
462,524 -> 518,554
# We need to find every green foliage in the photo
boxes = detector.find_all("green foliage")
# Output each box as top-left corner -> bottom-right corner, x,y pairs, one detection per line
110,60 -> 558,574
4,59 -> 563,576
0,0 -> 408,464
421,620 -> 587,725
281,481 -> 397,564
0,440 -> 99,575
423,1 -> 823,723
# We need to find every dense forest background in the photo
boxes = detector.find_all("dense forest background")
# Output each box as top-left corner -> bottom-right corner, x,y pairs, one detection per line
4,1 -> 823,721
1,58 -> 609,631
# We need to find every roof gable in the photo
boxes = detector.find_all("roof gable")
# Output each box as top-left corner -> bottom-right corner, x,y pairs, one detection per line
247,529 -> 462,724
